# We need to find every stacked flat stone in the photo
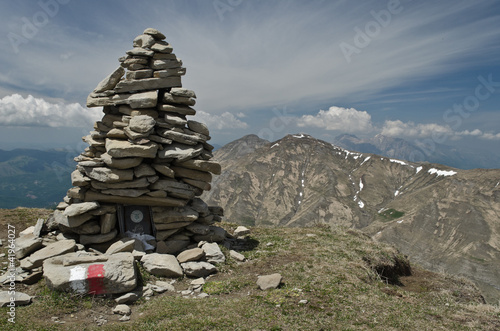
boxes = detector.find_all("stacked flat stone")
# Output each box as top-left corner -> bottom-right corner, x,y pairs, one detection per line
52,28 -> 224,251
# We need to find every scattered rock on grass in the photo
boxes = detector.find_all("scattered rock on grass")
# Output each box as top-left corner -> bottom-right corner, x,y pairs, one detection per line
257,273 -> 282,290
233,226 -> 250,237
230,250 -> 246,262
181,261 -> 217,278
113,304 -> 131,316
0,291 -> 31,307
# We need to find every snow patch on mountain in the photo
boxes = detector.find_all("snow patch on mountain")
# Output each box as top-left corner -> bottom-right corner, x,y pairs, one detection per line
428,168 -> 457,177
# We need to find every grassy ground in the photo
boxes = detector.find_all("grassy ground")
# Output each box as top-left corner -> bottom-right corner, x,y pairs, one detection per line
0,209 -> 499,330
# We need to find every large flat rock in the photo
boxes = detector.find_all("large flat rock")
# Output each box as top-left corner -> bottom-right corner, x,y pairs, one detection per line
23,239 -> 76,270
114,77 -> 181,93
181,262 -> 217,278
140,253 -> 183,277
15,234 -> 43,259
63,202 -> 100,217
84,167 -> 134,183
105,139 -> 158,159
87,91 -> 158,109
157,143 -> 203,161
0,291 -> 31,307
43,252 -> 137,295
84,190 -> 187,207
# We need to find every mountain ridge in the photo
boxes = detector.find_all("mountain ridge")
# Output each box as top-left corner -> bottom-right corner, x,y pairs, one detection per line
202,133 -> 500,303
333,133 -> 500,170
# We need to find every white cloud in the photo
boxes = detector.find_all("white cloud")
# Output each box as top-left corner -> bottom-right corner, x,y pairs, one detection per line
381,120 -> 500,140
297,106 -> 373,133
381,120 -> 454,138
482,132 -> 500,140
193,110 -> 248,130
457,129 -> 483,137
0,94 -> 101,128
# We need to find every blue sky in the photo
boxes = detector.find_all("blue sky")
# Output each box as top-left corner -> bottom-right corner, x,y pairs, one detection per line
0,0 -> 499,161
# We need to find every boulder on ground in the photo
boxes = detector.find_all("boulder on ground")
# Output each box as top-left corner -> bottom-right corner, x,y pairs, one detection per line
140,253 -> 183,277
0,291 -> 31,307
43,252 -> 137,295
181,261 -> 217,278
201,242 -> 225,264
257,273 -> 282,290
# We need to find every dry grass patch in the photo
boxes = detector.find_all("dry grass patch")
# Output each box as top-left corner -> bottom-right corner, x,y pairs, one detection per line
0,213 -> 499,330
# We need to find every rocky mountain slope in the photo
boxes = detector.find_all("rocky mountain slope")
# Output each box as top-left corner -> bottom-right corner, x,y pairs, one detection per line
203,134 -> 500,303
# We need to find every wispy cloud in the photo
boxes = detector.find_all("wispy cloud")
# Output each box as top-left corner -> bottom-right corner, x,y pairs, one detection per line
1,0 -> 499,115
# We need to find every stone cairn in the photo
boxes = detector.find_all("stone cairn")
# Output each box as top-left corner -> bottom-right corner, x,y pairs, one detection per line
10,29 -> 237,298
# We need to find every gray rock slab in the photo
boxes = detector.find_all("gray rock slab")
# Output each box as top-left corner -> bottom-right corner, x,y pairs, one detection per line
183,178 -> 211,191
128,115 -> 156,133
91,177 -> 150,190
26,239 -> 76,269
181,262 -> 217,278
19,226 -> 35,236
174,159 -> 221,175
158,104 -> 196,116
93,66 -> 125,93
157,143 -> 203,161
230,250 -> 246,262
159,130 -> 200,146
43,252 -> 137,295
126,47 -> 154,57
150,179 -> 195,200
234,226 -> 251,237
193,226 -> 227,243
170,88 -> 196,98
141,253 -> 183,277
152,206 -> 199,223
100,214 -> 117,234
170,166 -> 212,183
186,223 -> 210,235
114,77 -> 181,93
151,281 -> 175,293
87,91 -> 158,109
126,69 -> 153,80
101,188 -> 149,197
60,221 -> 100,235
105,139 -> 158,159
152,164 -> 175,178
177,248 -> 205,263
151,41 -> 173,53
84,167 -> 134,183
101,153 -> 143,169
201,243 -> 225,264
106,238 -> 136,255
156,240 -> 189,255
133,34 -> 155,48
15,234 -> 43,259
189,198 -> 210,216
115,292 -> 139,304
0,291 -> 31,307
257,273 -> 282,290
63,202 -> 100,217
33,218 -> 45,237
80,229 -> 117,245
187,120 -> 209,136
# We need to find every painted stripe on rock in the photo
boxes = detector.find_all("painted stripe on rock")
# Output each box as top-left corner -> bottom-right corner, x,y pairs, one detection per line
69,265 -> 87,294
87,264 -> 105,294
